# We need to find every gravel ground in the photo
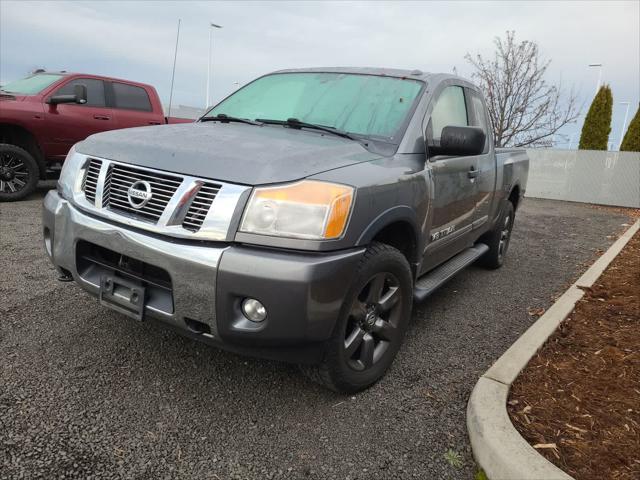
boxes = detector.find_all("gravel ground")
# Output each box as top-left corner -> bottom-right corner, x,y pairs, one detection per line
0,187 -> 633,480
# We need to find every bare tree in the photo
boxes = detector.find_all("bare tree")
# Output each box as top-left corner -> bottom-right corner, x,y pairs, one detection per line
465,31 -> 580,148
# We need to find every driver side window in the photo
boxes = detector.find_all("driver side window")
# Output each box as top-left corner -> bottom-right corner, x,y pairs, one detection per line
54,78 -> 106,107
427,86 -> 468,146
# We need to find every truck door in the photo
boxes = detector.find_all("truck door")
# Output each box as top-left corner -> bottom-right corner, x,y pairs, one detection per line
466,88 -> 496,228
43,78 -> 115,160
109,82 -> 163,129
423,85 -> 477,266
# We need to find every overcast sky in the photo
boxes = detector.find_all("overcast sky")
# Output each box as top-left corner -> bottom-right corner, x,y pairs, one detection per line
1,0 -> 638,147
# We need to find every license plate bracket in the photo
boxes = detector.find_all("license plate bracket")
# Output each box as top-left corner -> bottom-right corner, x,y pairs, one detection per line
99,274 -> 146,321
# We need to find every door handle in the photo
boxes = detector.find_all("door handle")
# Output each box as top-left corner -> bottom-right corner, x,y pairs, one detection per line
148,121 -> 162,125
93,115 -> 111,120
468,167 -> 479,179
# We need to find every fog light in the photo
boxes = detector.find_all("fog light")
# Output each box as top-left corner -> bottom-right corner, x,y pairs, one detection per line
241,298 -> 267,322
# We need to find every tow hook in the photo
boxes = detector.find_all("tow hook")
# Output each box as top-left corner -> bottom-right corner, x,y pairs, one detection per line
56,267 -> 73,282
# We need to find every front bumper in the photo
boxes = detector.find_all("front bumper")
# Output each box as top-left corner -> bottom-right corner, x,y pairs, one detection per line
42,191 -> 364,363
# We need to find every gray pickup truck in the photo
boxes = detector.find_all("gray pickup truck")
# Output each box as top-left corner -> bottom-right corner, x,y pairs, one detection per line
43,68 -> 528,392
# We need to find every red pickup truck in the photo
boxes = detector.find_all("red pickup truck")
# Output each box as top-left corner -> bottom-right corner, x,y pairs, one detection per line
0,71 -> 192,201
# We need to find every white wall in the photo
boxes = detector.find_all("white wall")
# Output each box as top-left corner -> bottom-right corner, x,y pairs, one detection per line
525,149 -> 640,208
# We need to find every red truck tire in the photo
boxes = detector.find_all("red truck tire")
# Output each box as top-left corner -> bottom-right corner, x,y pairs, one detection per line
0,144 -> 39,201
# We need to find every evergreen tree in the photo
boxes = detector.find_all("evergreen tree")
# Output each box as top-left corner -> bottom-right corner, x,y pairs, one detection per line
578,85 -> 613,150
620,105 -> 640,152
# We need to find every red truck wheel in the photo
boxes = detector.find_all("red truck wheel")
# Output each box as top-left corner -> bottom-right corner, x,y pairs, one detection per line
0,144 -> 39,202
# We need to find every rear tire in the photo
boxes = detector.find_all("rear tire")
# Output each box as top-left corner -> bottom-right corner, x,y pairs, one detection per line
300,242 -> 413,393
479,201 -> 515,269
0,144 -> 39,202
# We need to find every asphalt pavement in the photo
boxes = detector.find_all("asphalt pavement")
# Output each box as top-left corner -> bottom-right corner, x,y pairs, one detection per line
0,186 -> 633,480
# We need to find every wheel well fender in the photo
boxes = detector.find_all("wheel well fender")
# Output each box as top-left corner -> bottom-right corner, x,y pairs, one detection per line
356,206 -> 421,269
508,184 -> 521,210
0,123 -> 46,179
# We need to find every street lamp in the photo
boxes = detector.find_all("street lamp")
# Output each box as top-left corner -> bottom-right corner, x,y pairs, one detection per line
206,22 -> 223,108
618,101 -> 630,151
588,63 -> 603,95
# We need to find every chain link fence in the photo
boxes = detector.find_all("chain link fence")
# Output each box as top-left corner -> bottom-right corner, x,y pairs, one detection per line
525,149 -> 640,208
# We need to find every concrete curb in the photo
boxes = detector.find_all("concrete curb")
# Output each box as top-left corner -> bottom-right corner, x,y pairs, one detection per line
467,219 -> 640,480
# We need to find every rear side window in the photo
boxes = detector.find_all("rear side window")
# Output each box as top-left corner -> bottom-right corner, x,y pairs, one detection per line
429,85 -> 468,142
55,78 -> 106,107
112,83 -> 152,111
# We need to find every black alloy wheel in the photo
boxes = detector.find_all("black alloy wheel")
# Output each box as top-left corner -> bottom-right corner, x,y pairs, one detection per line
300,242 -> 413,393
497,209 -> 514,262
479,200 -> 516,269
0,144 -> 39,201
344,272 -> 402,371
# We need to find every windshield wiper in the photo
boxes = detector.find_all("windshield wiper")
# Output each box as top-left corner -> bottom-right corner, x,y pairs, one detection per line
256,118 -> 360,141
200,113 -> 263,126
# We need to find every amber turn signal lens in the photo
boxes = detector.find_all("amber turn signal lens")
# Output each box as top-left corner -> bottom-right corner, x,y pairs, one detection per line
240,180 -> 354,240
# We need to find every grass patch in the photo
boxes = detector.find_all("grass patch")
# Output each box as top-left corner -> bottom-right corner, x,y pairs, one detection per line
474,469 -> 488,480
443,448 -> 463,469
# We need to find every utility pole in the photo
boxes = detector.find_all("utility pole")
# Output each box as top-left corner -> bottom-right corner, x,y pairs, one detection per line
168,19 -> 181,118
206,22 -> 223,108
618,101 -> 630,151
588,63 -> 603,95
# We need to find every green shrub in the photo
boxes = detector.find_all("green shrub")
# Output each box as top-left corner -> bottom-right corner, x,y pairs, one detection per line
474,469 -> 489,480
620,105 -> 640,152
579,85 -> 613,150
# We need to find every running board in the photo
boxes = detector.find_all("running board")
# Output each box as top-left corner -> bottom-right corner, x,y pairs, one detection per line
413,243 -> 489,302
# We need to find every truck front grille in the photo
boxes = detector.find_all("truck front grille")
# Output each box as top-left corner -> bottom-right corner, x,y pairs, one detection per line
81,159 -> 102,205
102,163 -> 183,223
182,182 -> 222,231
76,156 -> 247,240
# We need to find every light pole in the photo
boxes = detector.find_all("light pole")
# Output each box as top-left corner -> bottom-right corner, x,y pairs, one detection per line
618,101 -> 630,151
206,22 -> 223,108
588,63 -> 603,95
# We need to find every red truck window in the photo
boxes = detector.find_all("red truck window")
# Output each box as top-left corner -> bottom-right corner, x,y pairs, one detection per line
112,82 -> 152,112
54,78 -> 106,107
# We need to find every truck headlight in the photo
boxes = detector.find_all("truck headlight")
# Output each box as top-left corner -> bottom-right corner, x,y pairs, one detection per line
56,145 -> 86,201
240,180 -> 354,240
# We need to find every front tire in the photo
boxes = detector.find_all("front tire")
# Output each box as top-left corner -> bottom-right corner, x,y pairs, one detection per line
301,243 -> 413,393
0,144 -> 39,202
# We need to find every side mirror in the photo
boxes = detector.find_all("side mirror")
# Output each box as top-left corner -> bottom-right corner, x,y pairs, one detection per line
434,126 -> 486,157
46,84 -> 88,105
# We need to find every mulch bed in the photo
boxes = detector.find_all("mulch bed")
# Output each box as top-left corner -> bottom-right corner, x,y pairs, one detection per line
508,230 -> 640,480
587,204 -> 640,220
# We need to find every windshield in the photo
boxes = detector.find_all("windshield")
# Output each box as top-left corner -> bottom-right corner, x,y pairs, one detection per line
1,74 -> 64,94
204,72 -> 424,140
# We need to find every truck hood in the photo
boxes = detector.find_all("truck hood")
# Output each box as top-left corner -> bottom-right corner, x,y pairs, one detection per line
77,122 -> 381,185
0,93 -> 28,101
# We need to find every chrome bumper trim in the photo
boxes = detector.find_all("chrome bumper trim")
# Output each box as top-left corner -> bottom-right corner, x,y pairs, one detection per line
43,191 -> 227,334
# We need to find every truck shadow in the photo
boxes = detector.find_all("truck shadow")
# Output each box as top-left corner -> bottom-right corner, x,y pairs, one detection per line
24,181 -> 57,201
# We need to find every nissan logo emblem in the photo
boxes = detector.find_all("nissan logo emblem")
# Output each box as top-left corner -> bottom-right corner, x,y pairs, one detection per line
127,180 -> 153,209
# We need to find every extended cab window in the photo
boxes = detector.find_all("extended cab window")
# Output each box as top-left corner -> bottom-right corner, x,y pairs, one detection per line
112,83 -> 152,111
428,85 -> 469,144
55,78 -> 106,107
